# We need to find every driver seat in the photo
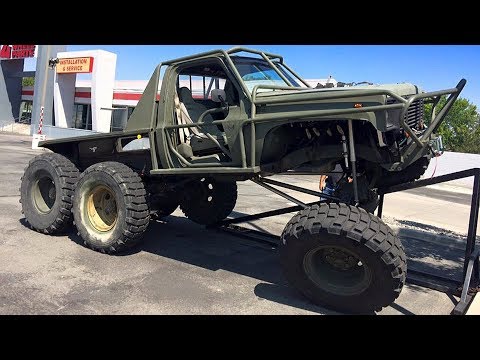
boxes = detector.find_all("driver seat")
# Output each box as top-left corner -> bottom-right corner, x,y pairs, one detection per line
178,87 -> 221,136
224,80 -> 239,105
174,88 -> 227,160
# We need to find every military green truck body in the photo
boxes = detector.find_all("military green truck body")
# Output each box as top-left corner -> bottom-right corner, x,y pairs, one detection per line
21,47 -> 466,314
39,47 -> 465,185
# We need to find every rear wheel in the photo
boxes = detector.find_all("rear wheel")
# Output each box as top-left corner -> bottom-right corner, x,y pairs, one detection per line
20,153 -> 80,234
180,177 -> 237,226
280,203 -> 406,314
72,162 -> 150,254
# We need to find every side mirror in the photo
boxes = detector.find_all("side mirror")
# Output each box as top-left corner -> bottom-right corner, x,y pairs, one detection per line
211,89 -> 227,103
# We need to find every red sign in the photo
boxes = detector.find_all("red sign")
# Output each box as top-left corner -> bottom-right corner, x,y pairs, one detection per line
0,45 -> 11,58
56,57 -> 94,74
0,45 -> 37,60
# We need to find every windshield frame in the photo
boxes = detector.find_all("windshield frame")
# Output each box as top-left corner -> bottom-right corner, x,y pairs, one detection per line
224,48 -> 311,98
273,61 -> 310,89
230,57 -> 300,93
162,47 -> 311,102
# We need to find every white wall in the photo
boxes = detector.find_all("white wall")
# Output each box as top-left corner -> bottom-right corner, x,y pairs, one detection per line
54,50 -> 117,133
90,51 -> 116,132
54,73 -> 75,127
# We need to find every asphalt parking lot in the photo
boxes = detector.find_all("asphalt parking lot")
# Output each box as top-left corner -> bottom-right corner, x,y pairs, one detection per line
0,133 -> 473,315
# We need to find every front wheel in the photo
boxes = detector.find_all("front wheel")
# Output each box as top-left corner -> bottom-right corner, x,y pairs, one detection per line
280,203 -> 406,314
72,162 -> 150,254
333,176 -> 379,214
179,178 -> 237,226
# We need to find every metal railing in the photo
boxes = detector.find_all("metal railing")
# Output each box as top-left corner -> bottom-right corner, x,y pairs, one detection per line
377,168 -> 480,315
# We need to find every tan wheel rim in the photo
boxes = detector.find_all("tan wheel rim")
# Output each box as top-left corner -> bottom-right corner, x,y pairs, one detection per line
86,185 -> 118,232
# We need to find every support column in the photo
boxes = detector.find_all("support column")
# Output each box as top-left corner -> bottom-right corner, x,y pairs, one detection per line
0,59 -> 23,122
90,50 -> 116,133
31,45 -> 67,134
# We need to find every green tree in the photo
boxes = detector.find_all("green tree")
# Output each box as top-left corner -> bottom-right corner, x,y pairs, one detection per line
461,125 -> 480,154
22,77 -> 34,86
425,96 -> 480,154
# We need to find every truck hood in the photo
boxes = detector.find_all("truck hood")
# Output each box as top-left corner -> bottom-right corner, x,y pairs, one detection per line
255,82 -> 423,101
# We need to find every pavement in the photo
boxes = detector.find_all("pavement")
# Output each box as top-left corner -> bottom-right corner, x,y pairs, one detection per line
0,132 -> 476,315
422,151 -> 480,188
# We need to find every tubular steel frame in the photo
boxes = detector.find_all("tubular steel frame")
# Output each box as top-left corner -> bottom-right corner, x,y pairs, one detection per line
157,47 -> 466,174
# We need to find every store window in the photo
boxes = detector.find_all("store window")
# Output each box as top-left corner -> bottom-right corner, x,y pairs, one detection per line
70,105 -> 135,132
18,101 -> 33,123
111,106 -> 128,132
110,106 -> 136,132
73,104 -> 92,130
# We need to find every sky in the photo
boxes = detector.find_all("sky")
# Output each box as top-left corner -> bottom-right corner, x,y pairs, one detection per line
25,45 -> 480,106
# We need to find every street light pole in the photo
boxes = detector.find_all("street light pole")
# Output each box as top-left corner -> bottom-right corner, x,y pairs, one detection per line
37,45 -> 51,134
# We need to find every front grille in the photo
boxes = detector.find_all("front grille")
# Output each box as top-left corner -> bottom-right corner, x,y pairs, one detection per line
387,97 -> 425,130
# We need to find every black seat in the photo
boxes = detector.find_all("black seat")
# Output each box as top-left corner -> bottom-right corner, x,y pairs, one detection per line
175,88 -> 228,159
224,80 -> 239,105
178,87 -> 222,136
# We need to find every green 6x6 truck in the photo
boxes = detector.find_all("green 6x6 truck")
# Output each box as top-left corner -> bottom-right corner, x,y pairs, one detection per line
20,47 -> 466,313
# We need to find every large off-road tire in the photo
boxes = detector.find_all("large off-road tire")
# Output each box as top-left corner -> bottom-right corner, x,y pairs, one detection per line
358,189 -> 379,214
333,176 -> 379,214
20,153 -> 80,234
376,156 -> 430,188
150,193 -> 179,218
155,200 -> 178,218
280,203 -> 406,314
147,182 -> 179,218
72,162 -> 150,254
179,178 -> 237,226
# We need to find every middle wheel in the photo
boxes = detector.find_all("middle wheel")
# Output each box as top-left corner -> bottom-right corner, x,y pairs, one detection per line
72,162 -> 150,254
179,177 -> 237,226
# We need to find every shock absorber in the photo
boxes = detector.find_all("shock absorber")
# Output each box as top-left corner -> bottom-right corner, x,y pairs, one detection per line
336,125 -> 349,170
347,120 -> 360,206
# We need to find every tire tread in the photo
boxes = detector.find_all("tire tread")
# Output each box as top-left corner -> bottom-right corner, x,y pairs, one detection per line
74,162 -> 150,254
280,203 -> 407,313
20,153 -> 80,234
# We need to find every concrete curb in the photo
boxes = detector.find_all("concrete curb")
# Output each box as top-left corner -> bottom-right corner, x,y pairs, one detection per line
389,224 -> 467,251
425,183 -> 474,195
466,295 -> 480,315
